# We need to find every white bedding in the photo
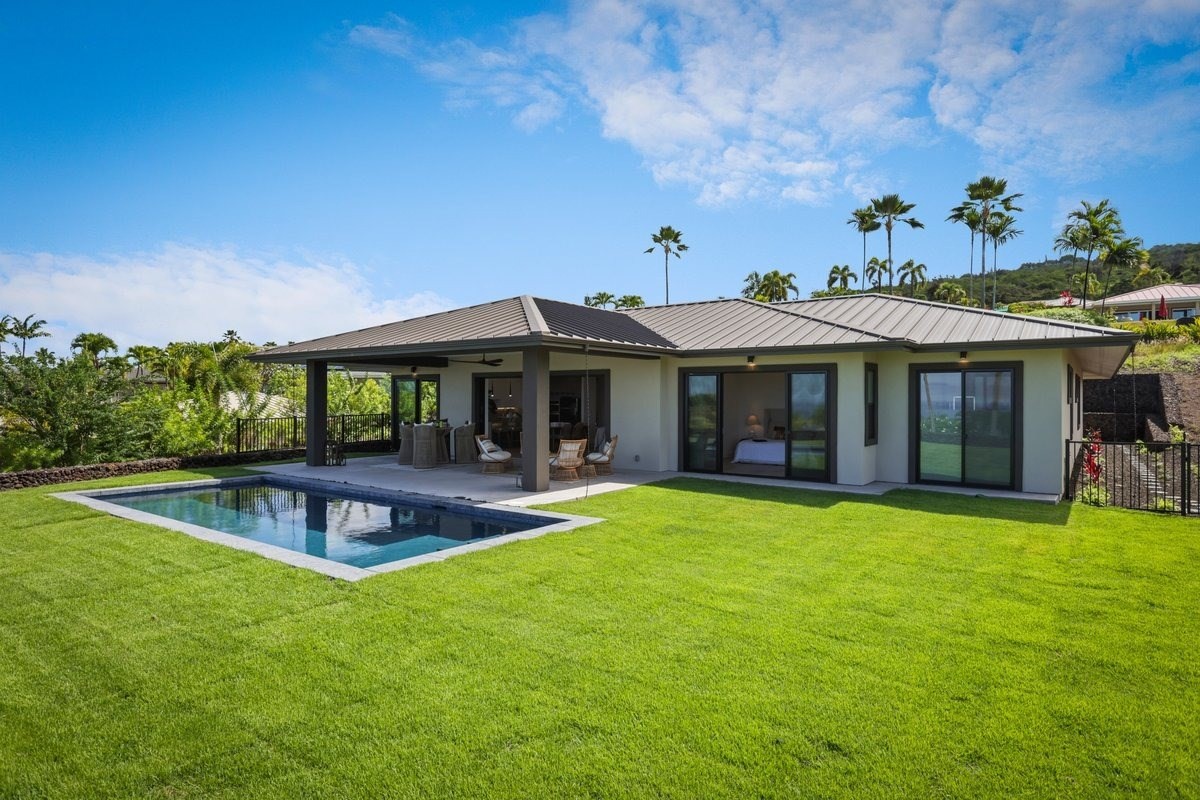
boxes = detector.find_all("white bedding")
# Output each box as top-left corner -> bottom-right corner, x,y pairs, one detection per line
732,439 -> 786,465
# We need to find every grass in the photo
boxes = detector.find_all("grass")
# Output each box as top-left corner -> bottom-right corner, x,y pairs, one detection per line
1122,340 -> 1200,373
1,472 -> 1198,798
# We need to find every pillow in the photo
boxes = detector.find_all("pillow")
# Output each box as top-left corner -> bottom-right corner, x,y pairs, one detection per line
480,439 -> 500,453
603,440 -> 615,458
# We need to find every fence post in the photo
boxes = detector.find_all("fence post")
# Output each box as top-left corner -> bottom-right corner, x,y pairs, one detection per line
292,416 -> 299,449
341,415 -> 347,447
1063,439 -> 1070,501
236,417 -> 242,455
1183,444 -> 1191,517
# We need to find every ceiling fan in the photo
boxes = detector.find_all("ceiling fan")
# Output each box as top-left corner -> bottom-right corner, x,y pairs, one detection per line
449,355 -> 504,367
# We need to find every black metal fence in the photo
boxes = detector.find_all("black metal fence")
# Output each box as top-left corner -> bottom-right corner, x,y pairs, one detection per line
1065,439 -> 1198,515
235,413 -> 391,454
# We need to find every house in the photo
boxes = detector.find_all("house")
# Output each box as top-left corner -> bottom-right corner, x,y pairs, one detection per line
1099,284 -> 1200,321
251,294 -> 1136,497
1030,284 -> 1200,320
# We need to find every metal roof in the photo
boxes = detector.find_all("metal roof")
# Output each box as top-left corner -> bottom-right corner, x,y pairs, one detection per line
253,292 -> 1137,376
1100,284 -> 1200,305
534,298 -> 676,348
774,294 -> 1134,348
621,297 -> 898,351
254,295 -> 676,361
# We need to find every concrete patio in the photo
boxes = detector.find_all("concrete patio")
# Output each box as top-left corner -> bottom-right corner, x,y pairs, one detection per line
248,456 -> 1059,507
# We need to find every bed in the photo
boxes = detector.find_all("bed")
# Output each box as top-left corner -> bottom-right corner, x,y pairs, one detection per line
731,438 -> 786,465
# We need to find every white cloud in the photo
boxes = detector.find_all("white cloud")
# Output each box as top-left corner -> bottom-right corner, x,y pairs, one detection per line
349,1 -> 1200,205
0,244 -> 453,355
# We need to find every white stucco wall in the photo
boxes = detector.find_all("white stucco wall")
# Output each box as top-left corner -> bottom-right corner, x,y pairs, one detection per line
392,344 -> 1077,496
874,348 -> 1071,495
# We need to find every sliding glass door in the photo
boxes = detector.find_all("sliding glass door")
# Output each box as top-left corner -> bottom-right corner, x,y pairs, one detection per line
915,366 -> 1017,489
683,374 -> 719,472
680,367 -> 834,482
788,371 -> 830,481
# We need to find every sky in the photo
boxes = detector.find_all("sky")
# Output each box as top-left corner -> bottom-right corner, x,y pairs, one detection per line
2,0 -> 1199,354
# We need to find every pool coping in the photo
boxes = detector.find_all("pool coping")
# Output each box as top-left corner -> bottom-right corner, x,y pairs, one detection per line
52,475 -> 604,582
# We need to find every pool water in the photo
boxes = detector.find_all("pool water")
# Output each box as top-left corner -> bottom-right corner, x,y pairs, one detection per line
105,480 -> 546,568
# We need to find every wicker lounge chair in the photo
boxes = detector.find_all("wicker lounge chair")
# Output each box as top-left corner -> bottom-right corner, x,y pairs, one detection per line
396,423 -> 414,465
586,434 -> 618,475
475,434 -> 512,474
549,438 -> 588,481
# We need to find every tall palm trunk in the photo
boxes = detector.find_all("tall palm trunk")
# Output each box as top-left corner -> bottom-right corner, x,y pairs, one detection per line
861,233 -> 867,284
664,250 -> 670,305
979,222 -> 988,308
968,230 -> 975,305
886,224 -> 894,293
991,237 -> 1000,308
1081,247 -> 1095,309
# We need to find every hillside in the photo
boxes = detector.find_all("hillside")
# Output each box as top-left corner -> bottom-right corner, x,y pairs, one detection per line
930,242 -> 1200,305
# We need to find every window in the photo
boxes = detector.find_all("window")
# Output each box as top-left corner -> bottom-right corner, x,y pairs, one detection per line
1067,365 -> 1075,427
864,363 -> 879,445
912,365 -> 1019,489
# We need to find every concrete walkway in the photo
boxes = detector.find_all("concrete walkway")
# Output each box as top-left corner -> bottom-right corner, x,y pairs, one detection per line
250,456 -> 1058,506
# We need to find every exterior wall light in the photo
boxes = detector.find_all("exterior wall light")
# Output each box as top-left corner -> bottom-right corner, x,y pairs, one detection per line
958,351 -> 969,365
747,355 -> 756,368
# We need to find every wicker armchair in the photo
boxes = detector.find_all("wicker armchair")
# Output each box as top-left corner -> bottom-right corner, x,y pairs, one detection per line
474,434 -> 512,474
549,438 -> 588,481
586,434 -> 618,475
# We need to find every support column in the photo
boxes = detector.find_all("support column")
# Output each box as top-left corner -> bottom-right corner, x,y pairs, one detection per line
521,347 -> 550,491
305,359 -> 328,466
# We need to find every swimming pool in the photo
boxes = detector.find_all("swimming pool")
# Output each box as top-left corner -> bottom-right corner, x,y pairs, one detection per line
59,476 -> 596,580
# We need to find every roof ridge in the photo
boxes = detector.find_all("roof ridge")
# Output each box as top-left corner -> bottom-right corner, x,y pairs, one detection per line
785,292 -> 1129,336
521,295 -> 550,334
747,297 -> 908,343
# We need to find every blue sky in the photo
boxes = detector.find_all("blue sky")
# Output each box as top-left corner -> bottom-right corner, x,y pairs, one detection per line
2,1 -> 1199,352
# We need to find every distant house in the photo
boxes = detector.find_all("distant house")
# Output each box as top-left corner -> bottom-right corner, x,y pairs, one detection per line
1100,284 -> 1200,321
252,294 -> 1136,497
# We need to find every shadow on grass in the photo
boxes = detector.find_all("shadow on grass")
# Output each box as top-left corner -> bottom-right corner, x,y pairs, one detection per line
647,476 -> 1073,527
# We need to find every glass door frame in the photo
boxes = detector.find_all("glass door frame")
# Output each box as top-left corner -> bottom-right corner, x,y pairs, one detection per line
677,364 -> 838,483
907,361 -> 1023,491
786,369 -> 835,483
391,374 -> 441,448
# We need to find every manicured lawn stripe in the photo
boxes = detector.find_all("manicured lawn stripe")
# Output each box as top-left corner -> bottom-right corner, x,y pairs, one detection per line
0,472 -> 1196,798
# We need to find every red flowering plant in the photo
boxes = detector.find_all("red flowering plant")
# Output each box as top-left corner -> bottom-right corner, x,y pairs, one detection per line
1060,289 -> 1075,307
1080,428 -> 1107,505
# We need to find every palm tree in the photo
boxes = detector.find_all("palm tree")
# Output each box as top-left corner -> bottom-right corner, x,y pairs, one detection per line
614,294 -> 645,309
70,332 -> 118,368
222,330 -> 241,344
644,226 -> 688,304
934,281 -> 967,305
127,345 -> 165,380
946,202 -> 982,303
827,264 -> 857,292
1132,264 -> 1171,288
8,314 -> 50,358
757,270 -> 799,302
1067,199 -> 1123,309
965,176 -> 1022,308
985,212 -> 1023,308
847,207 -> 880,284
741,271 -> 763,299
1054,223 -> 1089,294
864,257 -> 886,292
584,291 -> 616,308
869,194 -> 923,294
897,260 -> 927,298
0,314 -> 10,355
1098,237 -> 1147,312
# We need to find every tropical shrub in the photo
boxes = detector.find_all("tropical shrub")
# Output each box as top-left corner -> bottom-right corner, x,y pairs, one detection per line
1024,307 -> 1112,326
1112,319 -> 1183,342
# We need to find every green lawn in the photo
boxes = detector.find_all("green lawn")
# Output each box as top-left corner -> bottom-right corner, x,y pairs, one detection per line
1,471 -> 1197,798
